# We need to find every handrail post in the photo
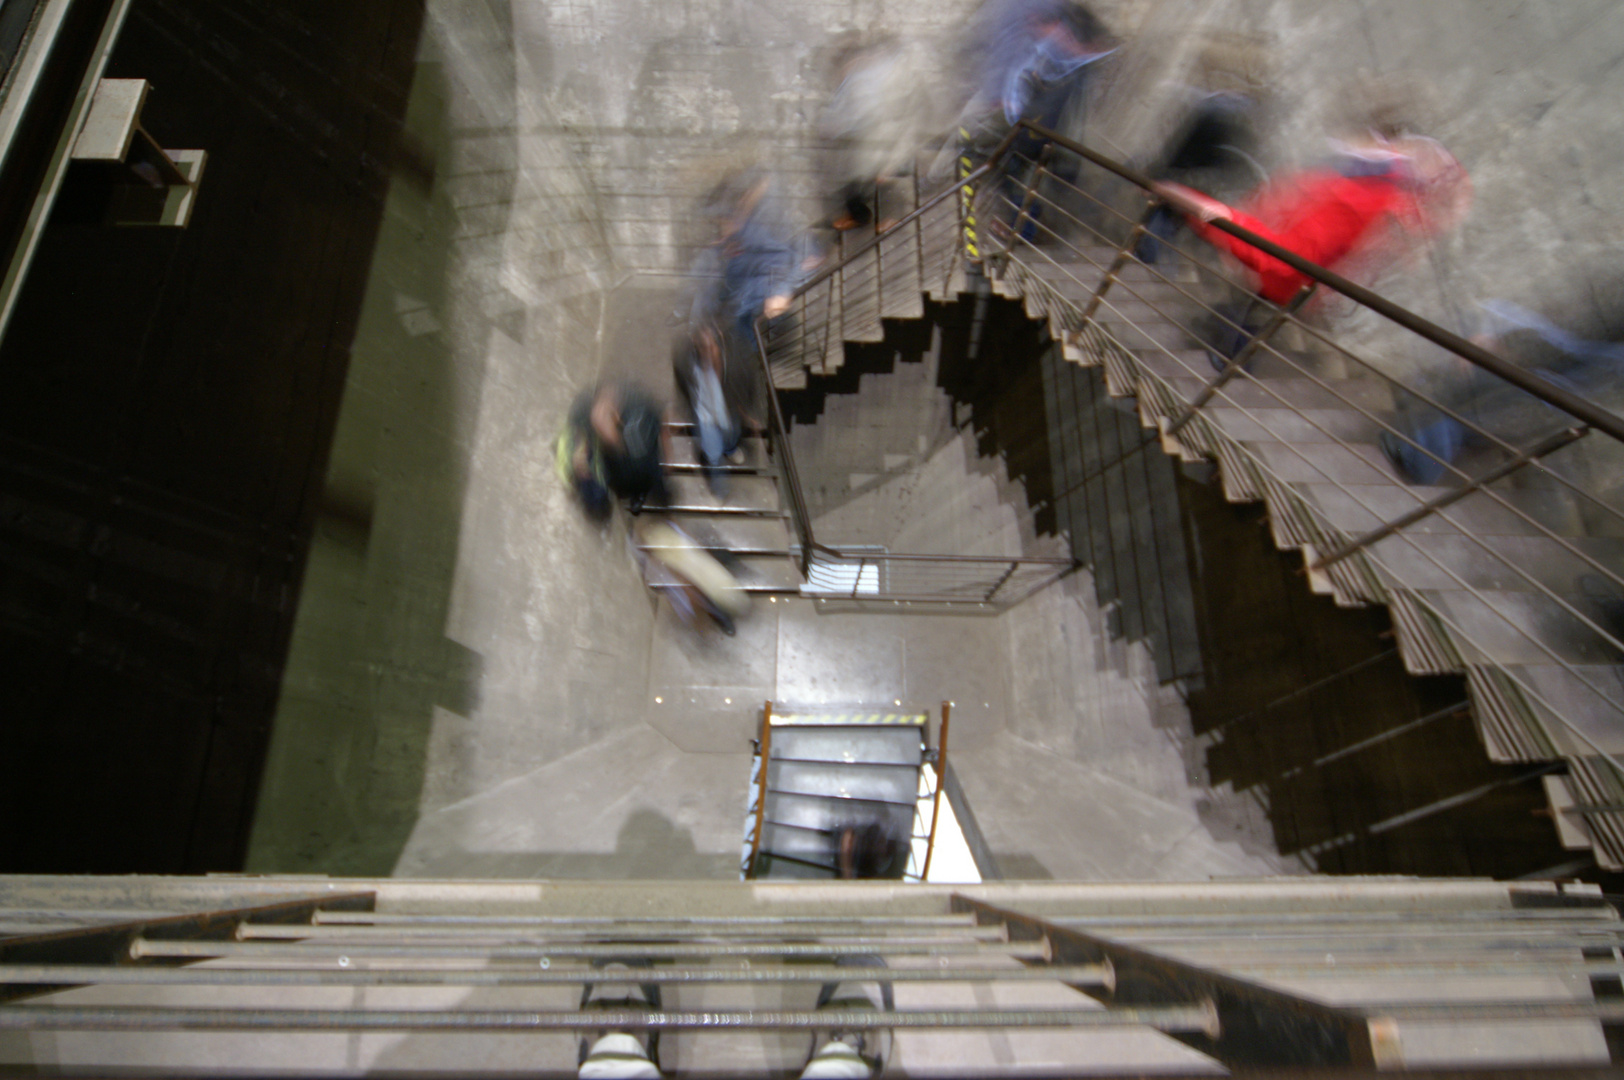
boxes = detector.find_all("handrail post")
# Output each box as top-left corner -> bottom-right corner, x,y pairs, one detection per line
1079,199 -> 1156,322
1308,425 -> 1590,572
745,701 -> 774,879
753,319 -> 815,575
851,556 -> 866,598
1164,284 -> 1315,438
920,700 -> 951,881
996,146 -> 1051,278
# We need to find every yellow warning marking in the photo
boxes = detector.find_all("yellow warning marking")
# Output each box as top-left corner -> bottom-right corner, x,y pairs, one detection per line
770,712 -> 928,727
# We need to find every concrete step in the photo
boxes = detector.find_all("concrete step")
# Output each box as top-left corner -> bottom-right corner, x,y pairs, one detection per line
666,471 -> 781,508
1242,439 -> 1394,486
762,790 -> 915,839
877,224 -> 926,321
1294,482 -> 1589,538
1415,587 -> 1623,667
1154,374 -> 1397,413
664,514 -> 791,551
1362,533 -> 1624,597
766,758 -> 919,806
639,551 -> 801,593
759,820 -> 841,870
772,724 -> 924,766
1202,406 -> 1381,444
1504,662 -> 1624,756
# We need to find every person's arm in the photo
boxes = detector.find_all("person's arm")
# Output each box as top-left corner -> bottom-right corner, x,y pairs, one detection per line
589,387 -> 623,449
1151,181 -> 1233,224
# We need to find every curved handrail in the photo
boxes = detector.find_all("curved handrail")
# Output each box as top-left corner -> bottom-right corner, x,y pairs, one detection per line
753,117 -> 1624,593
1014,121 -> 1624,445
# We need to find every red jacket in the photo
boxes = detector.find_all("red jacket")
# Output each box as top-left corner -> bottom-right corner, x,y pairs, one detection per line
1191,170 -> 1407,304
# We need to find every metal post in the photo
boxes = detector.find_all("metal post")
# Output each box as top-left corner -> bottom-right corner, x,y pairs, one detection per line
958,125 -> 979,266
746,702 -> 774,879
1308,426 -> 1589,572
1078,203 -> 1155,322
997,147 -> 1051,279
920,701 -> 952,881
1164,285 -> 1316,438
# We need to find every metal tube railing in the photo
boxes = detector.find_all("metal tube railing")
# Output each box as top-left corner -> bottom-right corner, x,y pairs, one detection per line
1073,306 -> 1624,767
1014,122 -> 1624,444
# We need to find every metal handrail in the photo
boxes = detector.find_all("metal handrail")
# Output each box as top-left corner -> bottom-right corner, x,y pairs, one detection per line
1013,122 -> 1624,444
755,119 -> 1624,591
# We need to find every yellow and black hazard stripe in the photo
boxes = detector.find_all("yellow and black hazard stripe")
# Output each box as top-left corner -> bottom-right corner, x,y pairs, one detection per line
771,712 -> 928,727
959,127 -> 979,262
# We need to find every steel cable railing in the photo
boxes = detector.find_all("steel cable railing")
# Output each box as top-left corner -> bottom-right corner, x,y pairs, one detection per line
976,124 -> 1624,856
751,117 -> 1624,855
750,150 -> 1071,603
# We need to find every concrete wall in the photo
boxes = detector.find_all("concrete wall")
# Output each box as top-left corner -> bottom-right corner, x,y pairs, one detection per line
1201,1 -> 1624,370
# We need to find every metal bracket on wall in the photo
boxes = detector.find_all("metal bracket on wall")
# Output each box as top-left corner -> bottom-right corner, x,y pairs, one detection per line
70,78 -> 205,227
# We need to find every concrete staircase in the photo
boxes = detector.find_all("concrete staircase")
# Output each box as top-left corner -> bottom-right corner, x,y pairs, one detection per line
1001,245 -> 1624,868
637,422 -> 802,597
757,173 -> 1624,870
743,707 -> 936,881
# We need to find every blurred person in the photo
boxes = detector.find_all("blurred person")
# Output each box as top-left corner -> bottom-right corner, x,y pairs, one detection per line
556,404 -> 613,523
632,519 -> 751,637
565,381 -> 672,514
959,0 -> 1115,140
932,0 -> 1116,238
819,34 -> 941,232
1135,88 -> 1263,264
1152,130 -> 1470,369
834,818 -> 908,879
578,958 -> 883,1078
671,323 -> 743,497
689,168 -> 799,348
1381,298 -> 1624,486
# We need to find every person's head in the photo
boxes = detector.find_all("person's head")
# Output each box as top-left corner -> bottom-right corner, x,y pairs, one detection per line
1055,2 -> 1113,53
837,821 -> 905,879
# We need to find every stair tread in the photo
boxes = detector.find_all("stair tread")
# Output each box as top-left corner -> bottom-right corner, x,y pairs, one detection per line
1155,374 -> 1397,412
763,791 -> 917,838
1499,662 -> 1624,753
1295,482 -> 1589,538
772,725 -> 924,766
1407,587 -> 1622,666
1363,533 -> 1624,595
767,757 -> 919,804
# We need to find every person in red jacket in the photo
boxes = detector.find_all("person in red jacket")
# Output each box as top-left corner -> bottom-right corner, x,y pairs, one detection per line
1152,133 -> 1470,367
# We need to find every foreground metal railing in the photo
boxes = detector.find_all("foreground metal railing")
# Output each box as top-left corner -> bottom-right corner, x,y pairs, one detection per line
753,117 -> 1624,863
2,877 -> 1620,1073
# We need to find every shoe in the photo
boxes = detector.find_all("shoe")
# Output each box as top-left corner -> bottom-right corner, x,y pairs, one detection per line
578,961 -> 661,1071
809,958 -> 892,1075
1378,430 -> 1427,485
